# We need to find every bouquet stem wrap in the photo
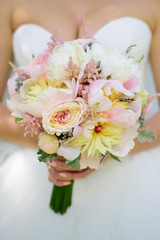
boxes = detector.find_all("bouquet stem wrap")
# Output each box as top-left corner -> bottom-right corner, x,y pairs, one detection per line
50,180 -> 74,214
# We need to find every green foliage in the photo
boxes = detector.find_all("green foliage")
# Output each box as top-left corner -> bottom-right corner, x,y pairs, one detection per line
15,117 -> 23,123
32,53 -> 35,58
110,153 -> 121,162
100,152 -> 108,163
126,44 -> 137,54
139,113 -> 145,129
37,149 -> 58,163
97,60 -> 101,69
138,127 -> 156,143
137,54 -> 144,63
66,154 -> 81,169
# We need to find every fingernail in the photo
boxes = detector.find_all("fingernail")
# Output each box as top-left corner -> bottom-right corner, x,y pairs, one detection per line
59,172 -> 68,178
52,162 -> 57,167
62,182 -> 71,186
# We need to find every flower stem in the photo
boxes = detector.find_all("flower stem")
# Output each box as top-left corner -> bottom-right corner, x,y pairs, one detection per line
50,180 -> 74,215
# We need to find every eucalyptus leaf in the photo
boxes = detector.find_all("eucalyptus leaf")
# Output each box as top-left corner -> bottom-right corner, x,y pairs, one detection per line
138,127 -> 156,143
37,149 -> 58,163
66,154 -> 81,169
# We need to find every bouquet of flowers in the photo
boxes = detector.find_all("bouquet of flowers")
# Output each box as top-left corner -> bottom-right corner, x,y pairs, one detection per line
7,31 -> 157,214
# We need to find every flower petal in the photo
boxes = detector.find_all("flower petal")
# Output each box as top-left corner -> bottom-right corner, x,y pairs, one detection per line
104,80 -> 134,97
7,94 -> 23,118
30,65 -> 42,79
106,98 -> 142,127
57,145 -> 80,161
110,124 -> 139,157
123,76 -> 140,92
17,101 -> 43,117
80,152 -> 101,170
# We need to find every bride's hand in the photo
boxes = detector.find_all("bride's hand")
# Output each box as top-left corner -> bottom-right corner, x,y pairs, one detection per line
0,103 -> 38,148
46,157 -> 95,186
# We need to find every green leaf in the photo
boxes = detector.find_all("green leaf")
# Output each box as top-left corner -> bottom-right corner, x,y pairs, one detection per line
137,54 -> 144,63
139,113 -> 145,129
15,117 -> 23,123
32,53 -> 35,58
97,60 -> 101,68
126,44 -> 137,54
37,149 -> 58,163
138,127 -> 156,143
100,152 -> 108,163
66,154 -> 81,169
110,153 -> 121,162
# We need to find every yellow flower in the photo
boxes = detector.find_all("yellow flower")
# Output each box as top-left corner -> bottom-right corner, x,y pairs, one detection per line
134,91 -> 148,107
70,122 -> 123,158
21,77 -> 66,102
104,88 -> 130,110
112,99 -> 129,109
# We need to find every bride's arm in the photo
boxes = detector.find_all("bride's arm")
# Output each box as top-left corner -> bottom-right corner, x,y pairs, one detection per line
0,5 -> 38,148
132,10 -> 160,153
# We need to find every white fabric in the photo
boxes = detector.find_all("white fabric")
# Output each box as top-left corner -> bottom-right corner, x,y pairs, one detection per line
0,17 -> 160,240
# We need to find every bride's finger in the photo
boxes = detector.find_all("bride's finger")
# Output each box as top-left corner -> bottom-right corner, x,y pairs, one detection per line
50,167 -> 94,181
48,170 -> 71,186
46,158 -> 83,172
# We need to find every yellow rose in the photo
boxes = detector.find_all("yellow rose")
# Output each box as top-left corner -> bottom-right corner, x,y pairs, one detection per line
42,98 -> 86,135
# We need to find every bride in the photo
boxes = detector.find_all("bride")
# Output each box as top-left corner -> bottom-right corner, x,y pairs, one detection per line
1,0 -> 160,239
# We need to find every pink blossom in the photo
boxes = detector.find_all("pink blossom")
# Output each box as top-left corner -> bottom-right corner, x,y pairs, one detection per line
78,60 -> 103,100
80,17 -> 93,39
104,98 -> 142,127
123,76 -> 140,92
65,57 -> 80,80
88,79 -> 134,107
20,113 -> 43,137
29,51 -> 50,76
47,30 -> 64,52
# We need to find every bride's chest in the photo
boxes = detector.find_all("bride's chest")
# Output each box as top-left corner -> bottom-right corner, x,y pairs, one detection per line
13,0 -> 153,41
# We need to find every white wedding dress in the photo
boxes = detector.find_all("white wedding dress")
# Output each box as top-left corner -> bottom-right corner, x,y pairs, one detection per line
1,17 -> 160,240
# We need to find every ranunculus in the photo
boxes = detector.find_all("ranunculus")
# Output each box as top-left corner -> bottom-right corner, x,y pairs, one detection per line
38,132 -> 59,154
42,98 -> 87,135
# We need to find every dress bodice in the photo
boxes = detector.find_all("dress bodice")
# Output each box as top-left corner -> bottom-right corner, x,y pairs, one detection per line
13,17 -> 152,83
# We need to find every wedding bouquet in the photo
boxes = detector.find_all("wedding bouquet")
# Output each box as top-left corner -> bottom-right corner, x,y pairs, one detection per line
7,31 -> 156,214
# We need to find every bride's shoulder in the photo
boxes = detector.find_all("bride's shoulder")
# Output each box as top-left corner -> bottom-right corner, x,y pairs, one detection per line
11,6 -> 30,32
150,0 -> 160,32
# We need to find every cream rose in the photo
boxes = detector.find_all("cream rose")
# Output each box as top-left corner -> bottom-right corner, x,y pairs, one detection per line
42,98 -> 87,135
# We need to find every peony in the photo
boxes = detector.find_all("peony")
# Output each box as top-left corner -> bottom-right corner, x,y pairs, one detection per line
87,42 -> 140,82
47,41 -> 90,81
42,98 -> 87,135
